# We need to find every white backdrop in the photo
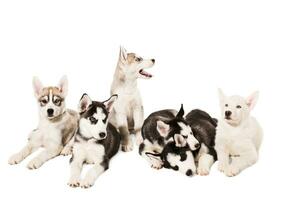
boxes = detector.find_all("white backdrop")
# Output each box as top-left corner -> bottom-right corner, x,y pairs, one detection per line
0,0 -> 299,199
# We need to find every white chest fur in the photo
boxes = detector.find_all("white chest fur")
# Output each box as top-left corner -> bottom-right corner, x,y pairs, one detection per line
37,119 -> 63,147
73,140 -> 105,164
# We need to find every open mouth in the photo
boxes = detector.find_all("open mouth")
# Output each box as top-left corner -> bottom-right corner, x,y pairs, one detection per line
139,69 -> 152,78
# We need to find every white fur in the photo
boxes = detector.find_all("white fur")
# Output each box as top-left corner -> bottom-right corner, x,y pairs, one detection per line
166,151 -> 196,176
215,89 -> 263,177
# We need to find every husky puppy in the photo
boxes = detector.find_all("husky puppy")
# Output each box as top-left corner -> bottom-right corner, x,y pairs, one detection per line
68,94 -> 120,188
185,109 -> 218,176
146,140 -> 196,177
110,47 -> 155,152
8,76 -> 78,169
215,89 -> 263,177
139,105 -> 200,169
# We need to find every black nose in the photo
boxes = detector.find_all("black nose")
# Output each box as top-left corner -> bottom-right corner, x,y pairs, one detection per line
99,132 -> 106,139
194,143 -> 200,149
151,59 -> 155,63
225,111 -> 232,117
47,109 -> 54,116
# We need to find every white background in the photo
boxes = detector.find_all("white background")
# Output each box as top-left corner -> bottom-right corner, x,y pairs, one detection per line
0,0 -> 299,199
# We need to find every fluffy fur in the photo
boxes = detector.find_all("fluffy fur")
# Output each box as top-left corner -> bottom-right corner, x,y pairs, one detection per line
110,47 -> 155,152
68,94 -> 120,188
215,89 -> 263,177
8,76 -> 78,169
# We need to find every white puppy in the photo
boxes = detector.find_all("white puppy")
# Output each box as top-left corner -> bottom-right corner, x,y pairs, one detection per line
215,89 -> 263,177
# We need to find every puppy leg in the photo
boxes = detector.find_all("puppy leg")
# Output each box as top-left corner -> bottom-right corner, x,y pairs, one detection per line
139,142 -> 163,169
117,113 -> 133,152
216,146 -> 230,173
80,160 -> 108,188
27,144 -> 62,169
8,130 -> 41,165
68,155 -> 85,188
197,153 -> 215,176
225,146 -> 258,177
133,108 -> 144,145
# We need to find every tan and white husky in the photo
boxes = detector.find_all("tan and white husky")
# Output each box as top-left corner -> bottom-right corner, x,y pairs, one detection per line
110,47 -> 155,152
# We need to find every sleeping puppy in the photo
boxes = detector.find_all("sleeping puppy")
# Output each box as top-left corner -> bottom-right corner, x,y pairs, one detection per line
215,89 -> 263,177
139,104 -> 200,169
146,139 -> 196,177
68,94 -> 120,188
185,109 -> 218,176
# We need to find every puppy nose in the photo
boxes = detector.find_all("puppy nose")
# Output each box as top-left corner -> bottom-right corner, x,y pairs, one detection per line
151,59 -> 155,63
99,132 -> 107,139
47,108 -> 54,116
194,143 -> 200,149
225,111 -> 232,117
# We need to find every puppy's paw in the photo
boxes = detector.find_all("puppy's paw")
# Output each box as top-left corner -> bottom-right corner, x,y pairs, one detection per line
68,177 -> 80,188
61,146 -> 72,156
8,153 -> 23,165
225,166 -> 240,177
197,166 -> 210,176
121,141 -> 133,152
218,163 -> 226,173
151,161 -> 163,170
80,178 -> 94,189
27,158 -> 43,170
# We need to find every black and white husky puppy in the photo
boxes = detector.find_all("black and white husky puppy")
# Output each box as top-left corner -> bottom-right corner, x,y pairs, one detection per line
139,105 -> 200,169
185,109 -> 218,176
8,76 -> 78,169
68,94 -> 120,189
146,140 -> 196,177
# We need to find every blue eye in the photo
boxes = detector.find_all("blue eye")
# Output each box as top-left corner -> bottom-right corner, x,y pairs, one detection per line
89,117 -> 98,124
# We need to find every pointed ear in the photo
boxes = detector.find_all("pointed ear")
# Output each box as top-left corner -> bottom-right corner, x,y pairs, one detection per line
103,94 -> 118,113
156,120 -> 170,137
145,152 -> 161,162
32,76 -> 44,97
58,75 -> 68,97
176,104 -> 184,119
218,88 -> 226,103
78,93 -> 92,113
246,91 -> 259,110
174,134 -> 186,147
119,46 -> 128,63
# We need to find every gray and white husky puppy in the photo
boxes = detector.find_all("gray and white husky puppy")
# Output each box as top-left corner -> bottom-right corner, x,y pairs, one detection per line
110,47 -> 155,152
8,76 -> 78,169
139,105 -> 200,169
68,94 -> 120,188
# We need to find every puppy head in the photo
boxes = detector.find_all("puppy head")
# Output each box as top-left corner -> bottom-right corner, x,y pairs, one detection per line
33,76 -> 68,120
118,46 -> 155,79
218,89 -> 259,126
78,94 -> 117,140
156,104 -> 200,150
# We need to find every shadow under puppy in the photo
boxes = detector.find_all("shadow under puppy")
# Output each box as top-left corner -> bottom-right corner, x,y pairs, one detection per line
8,76 -> 78,169
68,94 -> 120,189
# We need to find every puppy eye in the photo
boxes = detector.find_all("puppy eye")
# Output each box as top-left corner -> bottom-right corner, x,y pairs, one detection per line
53,99 -> 61,105
40,99 -> 48,105
225,104 -> 228,107
236,105 -> 242,109
89,117 -> 98,124
135,57 -> 142,62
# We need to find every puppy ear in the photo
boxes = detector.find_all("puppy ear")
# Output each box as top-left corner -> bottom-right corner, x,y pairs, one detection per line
156,120 -> 170,137
218,88 -> 226,103
176,104 -> 184,119
174,134 -> 186,147
246,91 -> 259,110
58,75 -> 68,97
103,94 -> 118,113
119,46 -> 128,63
78,93 -> 92,114
32,76 -> 43,97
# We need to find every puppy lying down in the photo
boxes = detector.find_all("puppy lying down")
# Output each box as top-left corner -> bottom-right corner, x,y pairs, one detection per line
146,138 -> 196,177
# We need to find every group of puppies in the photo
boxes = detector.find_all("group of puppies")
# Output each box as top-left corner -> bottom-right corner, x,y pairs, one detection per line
8,47 -> 263,188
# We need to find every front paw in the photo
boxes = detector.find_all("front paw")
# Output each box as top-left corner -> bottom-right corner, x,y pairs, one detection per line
197,166 -> 210,176
27,158 -> 43,170
80,178 -> 95,189
121,141 -> 133,152
218,162 -> 226,173
8,153 -> 23,165
68,177 -> 80,188
225,166 -> 240,177
61,146 -> 72,156
151,161 -> 163,170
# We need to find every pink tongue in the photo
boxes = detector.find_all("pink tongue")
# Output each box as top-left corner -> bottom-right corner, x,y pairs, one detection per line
140,70 -> 152,77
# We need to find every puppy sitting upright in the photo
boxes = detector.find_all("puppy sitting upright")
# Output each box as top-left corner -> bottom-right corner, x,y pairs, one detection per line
68,94 -> 120,189
8,76 -> 78,169
110,47 -> 155,152
215,89 -> 263,177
